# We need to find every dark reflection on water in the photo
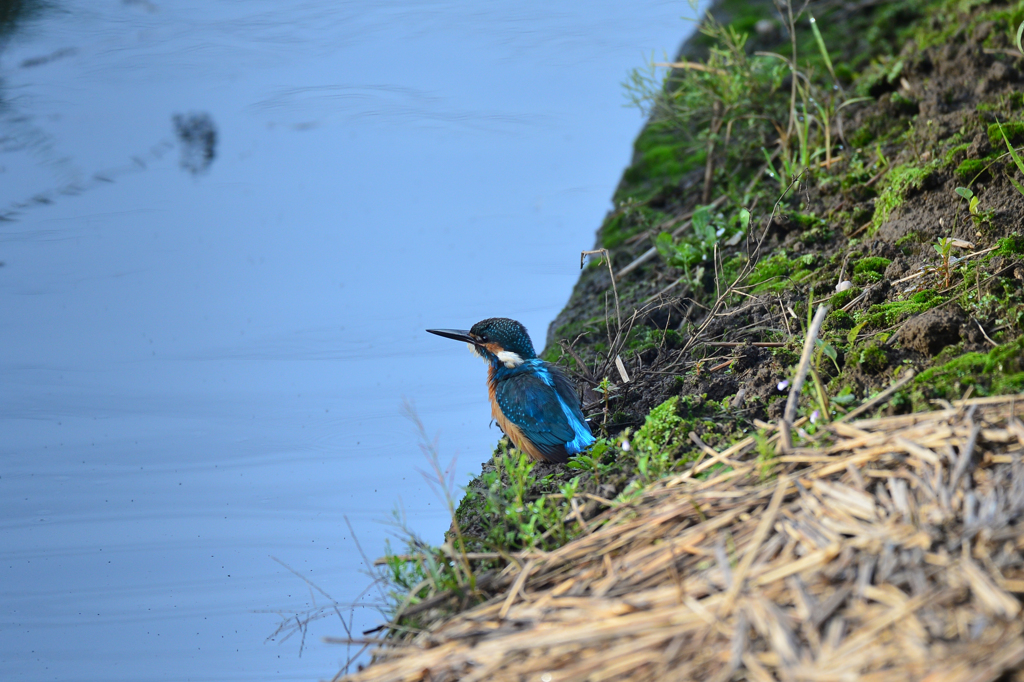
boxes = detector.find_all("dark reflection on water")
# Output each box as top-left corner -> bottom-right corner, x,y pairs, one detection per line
0,0 -> 39,38
173,113 -> 217,174
0,1 -> 703,680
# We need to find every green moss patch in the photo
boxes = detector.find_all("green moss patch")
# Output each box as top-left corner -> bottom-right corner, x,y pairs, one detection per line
854,256 -> 891,275
858,290 -> 945,329
943,142 -> 970,167
831,287 -> 861,310
915,336 -> 1024,400
872,161 -> 940,230
615,123 -> 706,204
994,234 -> 1024,257
748,252 -> 817,293
857,343 -> 888,373
987,121 -> 1024,147
955,158 -> 989,181
851,256 -> 891,284
824,309 -> 856,333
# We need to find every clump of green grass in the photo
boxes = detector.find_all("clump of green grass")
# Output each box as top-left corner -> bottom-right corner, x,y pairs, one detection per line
654,204 -> 739,274
626,396 -> 687,482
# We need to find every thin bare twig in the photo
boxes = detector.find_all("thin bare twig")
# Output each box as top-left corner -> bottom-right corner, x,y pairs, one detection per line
582,248 -> 622,332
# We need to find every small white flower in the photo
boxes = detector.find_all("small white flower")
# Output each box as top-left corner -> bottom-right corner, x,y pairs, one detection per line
777,379 -> 789,391
835,280 -> 853,292
621,439 -> 631,452
810,410 -> 820,424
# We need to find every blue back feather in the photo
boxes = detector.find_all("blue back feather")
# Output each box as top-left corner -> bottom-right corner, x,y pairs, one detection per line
494,359 -> 594,459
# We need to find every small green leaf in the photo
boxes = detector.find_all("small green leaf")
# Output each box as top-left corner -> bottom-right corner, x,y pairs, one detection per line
692,205 -> 711,232
997,121 -> 1024,177
761,147 -> 777,174
847,321 -> 867,346
1016,20 -> 1023,54
654,231 -> 675,259
738,208 -> 750,230
969,196 -> 980,215
933,243 -> 943,255
955,186 -> 974,200
1009,173 -> 1024,199
885,59 -> 904,84
832,392 -> 857,406
876,143 -> 889,167
692,206 -> 716,244
809,15 -> 836,82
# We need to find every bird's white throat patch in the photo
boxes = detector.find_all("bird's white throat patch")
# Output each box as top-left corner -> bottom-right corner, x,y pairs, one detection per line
466,343 -> 523,369
496,350 -> 524,368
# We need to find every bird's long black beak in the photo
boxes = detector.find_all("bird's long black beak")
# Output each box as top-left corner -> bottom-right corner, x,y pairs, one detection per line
426,328 -> 478,345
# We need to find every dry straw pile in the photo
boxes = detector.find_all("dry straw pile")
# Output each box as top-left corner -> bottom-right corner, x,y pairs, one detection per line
344,395 -> 1024,681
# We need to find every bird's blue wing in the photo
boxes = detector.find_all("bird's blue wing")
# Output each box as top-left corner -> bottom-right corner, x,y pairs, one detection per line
495,371 -> 577,460
495,362 -> 594,460
548,365 -> 595,454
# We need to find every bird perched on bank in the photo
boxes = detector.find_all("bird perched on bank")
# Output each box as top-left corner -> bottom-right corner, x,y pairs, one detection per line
427,318 -> 594,463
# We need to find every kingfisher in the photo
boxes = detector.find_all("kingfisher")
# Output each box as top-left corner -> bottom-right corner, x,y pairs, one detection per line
427,317 -> 595,463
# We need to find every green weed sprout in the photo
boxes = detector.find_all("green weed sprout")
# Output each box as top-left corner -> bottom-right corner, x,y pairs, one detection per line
1016,20 -> 1023,54
809,16 -> 836,83
738,208 -> 750,234
692,204 -> 717,245
567,437 -> 616,480
994,121 -> 1024,198
954,185 -> 994,227
654,204 -> 738,285
754,429 -> 777,480
876,143 -> 889,169
955,186 -> 980,215
934,236 -> 954,288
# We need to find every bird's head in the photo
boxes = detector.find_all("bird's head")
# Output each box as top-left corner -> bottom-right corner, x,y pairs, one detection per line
427,317 -> 537,368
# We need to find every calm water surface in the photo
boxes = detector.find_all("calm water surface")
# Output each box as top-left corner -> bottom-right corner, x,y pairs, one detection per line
0,1 -> 702,679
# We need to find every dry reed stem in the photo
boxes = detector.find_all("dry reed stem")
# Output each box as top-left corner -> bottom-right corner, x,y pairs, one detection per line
342,395 -> 1024,682
780,304 -> 829,452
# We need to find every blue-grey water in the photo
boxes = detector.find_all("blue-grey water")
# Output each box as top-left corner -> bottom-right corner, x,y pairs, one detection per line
0,1 -> 703,680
